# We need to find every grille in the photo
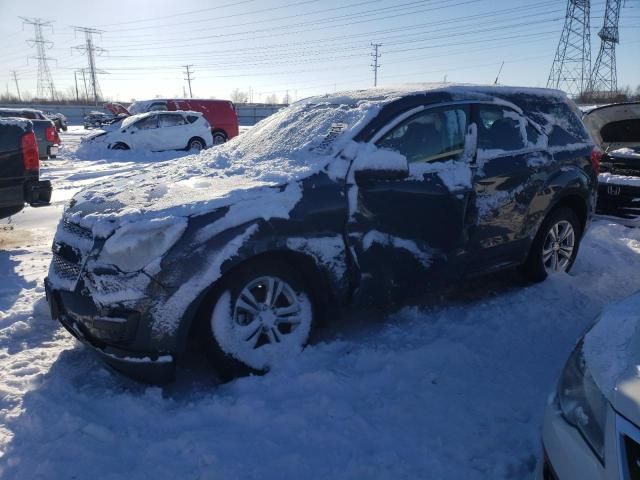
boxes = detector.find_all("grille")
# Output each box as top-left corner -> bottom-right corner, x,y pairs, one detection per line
63,219 -> 93,241
52,254 -> 81,282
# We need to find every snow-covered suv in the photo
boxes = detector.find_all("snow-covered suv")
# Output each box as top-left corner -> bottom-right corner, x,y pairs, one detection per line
45,85 -> 598,383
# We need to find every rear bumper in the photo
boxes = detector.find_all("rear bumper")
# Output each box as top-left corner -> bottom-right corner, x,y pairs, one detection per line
45,277 -> 176,384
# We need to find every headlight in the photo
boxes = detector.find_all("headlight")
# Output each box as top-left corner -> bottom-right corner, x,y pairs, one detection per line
98,217 -> 188,273
557,340 -> 609,462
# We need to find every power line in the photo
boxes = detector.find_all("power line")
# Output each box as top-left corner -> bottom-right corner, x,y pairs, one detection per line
20,17 -> 57,100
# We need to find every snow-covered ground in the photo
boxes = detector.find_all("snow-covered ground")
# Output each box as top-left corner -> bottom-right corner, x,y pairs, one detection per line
1,126 -> 640,479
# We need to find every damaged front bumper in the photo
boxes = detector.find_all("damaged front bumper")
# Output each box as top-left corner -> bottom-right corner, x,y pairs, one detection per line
45,277 -> 175,384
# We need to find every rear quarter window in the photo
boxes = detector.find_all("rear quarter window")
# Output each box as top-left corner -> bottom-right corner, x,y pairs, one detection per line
536,101 -> 591,147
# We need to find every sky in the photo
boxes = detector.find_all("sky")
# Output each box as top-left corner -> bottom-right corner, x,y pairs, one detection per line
0,0 -> 639,103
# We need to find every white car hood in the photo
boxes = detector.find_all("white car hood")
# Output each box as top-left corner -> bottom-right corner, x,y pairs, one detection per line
583,292 -> 640,426
582,102 -> 640,151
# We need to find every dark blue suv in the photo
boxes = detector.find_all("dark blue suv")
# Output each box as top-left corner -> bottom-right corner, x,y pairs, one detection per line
45,85 -> 598,382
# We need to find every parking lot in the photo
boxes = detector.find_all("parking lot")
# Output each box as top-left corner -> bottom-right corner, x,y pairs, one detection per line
0,126 -> 638,478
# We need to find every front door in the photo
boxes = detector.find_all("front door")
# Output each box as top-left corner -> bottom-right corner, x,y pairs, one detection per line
347,104 -> 476,301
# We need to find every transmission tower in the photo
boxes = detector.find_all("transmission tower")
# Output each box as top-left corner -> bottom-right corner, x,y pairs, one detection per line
371,43 -> 382,87
72,26 -> 107,106
588,0 -> 623,96
547,0 -> 591,96
20,17 -> 57,101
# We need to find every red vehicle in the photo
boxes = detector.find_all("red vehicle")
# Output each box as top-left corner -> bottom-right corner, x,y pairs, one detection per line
105,99 -> 239,144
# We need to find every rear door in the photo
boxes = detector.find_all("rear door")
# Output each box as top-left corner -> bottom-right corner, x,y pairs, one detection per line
347,103 -> 476,300
467,103 -> 550,270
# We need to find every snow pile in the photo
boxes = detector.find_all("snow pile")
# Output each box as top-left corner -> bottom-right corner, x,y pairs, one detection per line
3,216 -> 640,479
0,118 -> 30,130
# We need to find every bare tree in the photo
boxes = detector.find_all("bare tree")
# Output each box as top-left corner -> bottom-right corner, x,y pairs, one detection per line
230,88 -> 249,104
264,93 -> 279,104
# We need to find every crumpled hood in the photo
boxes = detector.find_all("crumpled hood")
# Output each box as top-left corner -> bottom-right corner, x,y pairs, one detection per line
64,168 -> 281,238
583,292 -> 640,426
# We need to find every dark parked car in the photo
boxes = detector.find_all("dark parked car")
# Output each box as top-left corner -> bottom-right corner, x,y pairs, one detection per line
0,118 -> 52,219
583,102 -> 640,226
44,112 -> 68,132
45,85 -> 598,383
83,111 -> 119,129
0,108 -> 60,159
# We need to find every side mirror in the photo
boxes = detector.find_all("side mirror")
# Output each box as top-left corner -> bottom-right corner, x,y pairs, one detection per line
352,145 -> 409,183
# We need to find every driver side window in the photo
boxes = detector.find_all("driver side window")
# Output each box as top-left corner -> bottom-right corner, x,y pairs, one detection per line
377,105 -> 470,164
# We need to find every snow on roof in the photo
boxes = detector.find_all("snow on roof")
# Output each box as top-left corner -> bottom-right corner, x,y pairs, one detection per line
0,117 -> 31,130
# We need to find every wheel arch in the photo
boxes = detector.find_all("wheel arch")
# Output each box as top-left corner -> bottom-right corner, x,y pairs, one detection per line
172,247 -> 342,355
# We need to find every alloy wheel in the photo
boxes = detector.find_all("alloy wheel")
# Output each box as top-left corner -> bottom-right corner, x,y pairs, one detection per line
542,220 -> 575,274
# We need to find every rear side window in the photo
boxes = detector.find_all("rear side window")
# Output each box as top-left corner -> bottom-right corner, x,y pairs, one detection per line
540,101 -> 590,147
601,119 -> 640,143
477,105 -> 526,151
377,105 -> 470,163
187,115 -> 199,124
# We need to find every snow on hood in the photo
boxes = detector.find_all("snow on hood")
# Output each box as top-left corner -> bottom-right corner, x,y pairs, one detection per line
65,92 -> 392,235
583,292 -> 640,402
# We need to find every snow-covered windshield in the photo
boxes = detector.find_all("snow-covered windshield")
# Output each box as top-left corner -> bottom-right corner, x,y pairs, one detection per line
195,99 -> 379,182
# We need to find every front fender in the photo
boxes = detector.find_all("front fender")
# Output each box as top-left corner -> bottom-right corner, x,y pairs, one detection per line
149,219 -> 350,354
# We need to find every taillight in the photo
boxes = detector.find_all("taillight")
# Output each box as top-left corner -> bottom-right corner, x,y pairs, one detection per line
21,132 -> 39,172
591,147 -> 603,175
45,125 -> 57,142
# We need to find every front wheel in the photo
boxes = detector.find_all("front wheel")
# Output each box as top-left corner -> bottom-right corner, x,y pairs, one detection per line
203,260 -> 315,378
521,207 -> 582,282
111,142 -> 129,150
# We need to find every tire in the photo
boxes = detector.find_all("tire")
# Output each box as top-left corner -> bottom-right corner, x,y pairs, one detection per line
211,131 -> 227,145
111,142 -> 129,150
521,207 -> 582,282
201,258 -> 316,379
187,137 -> 205,151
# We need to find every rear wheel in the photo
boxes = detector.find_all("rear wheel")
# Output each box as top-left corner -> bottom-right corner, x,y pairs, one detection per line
187,137 -> 205,151
211,131 -> 227,145
522,207 -> 582,282
202,259 -> 315,378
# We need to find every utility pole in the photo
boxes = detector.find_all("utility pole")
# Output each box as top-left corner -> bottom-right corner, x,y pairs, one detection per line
11,71 -> 21,101
371,43 -> 382,87
20,17 -> 57,101
547,0 -> 591,96
72,26 -> 107,107
74,70 -> 79,102
80,69 -> 89,103
183,65 -> 194,98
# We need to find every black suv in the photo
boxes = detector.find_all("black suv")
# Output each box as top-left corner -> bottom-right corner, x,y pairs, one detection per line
45,85 -> 598,382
